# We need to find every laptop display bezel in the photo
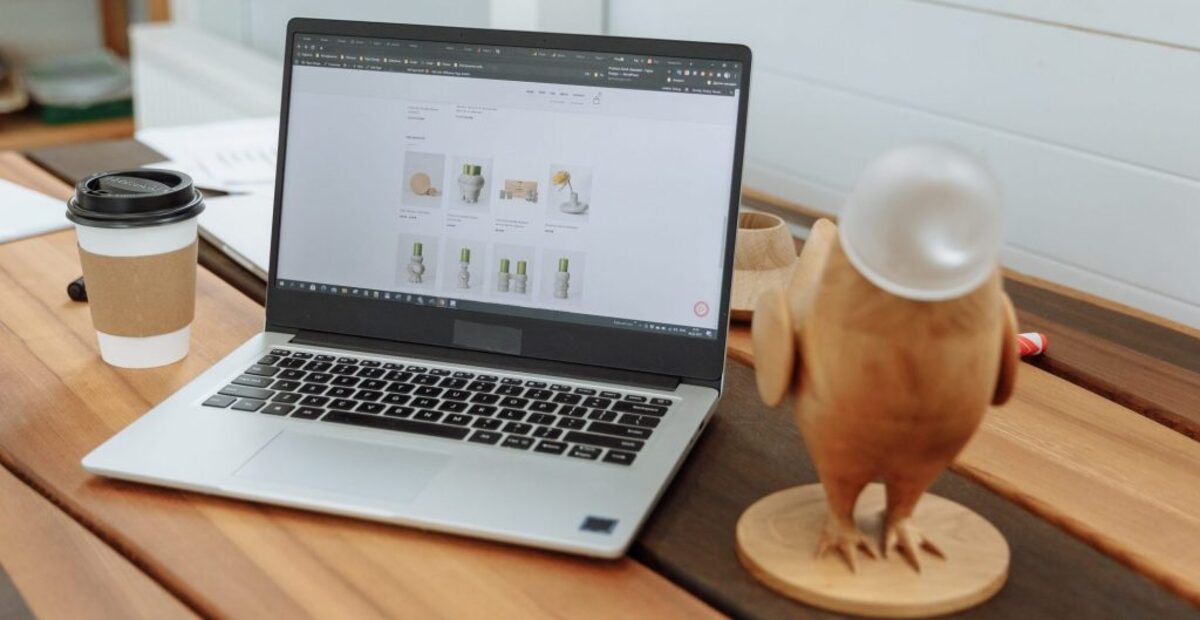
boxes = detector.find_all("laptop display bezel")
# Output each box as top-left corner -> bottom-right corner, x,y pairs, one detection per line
265,18 -> 752,382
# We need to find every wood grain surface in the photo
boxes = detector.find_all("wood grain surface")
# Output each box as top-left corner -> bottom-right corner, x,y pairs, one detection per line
0,467 -> 194,619
727,329 -> 1200,607
0,163 -> 719,618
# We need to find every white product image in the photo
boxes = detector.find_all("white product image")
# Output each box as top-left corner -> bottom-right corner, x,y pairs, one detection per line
513,260 -> 528,294
497,258 -> 511,292
552,169 -> 588,214
554,257 -> 570,299
458,164 -> 484,203
408,241 -> 426,283
457,247 -> 471,289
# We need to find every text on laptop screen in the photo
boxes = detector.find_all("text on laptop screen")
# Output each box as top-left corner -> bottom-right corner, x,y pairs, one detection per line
276,34 -> 743,340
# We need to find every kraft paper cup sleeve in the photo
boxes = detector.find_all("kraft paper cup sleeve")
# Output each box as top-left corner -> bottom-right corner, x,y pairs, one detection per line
78,241 -> 198,337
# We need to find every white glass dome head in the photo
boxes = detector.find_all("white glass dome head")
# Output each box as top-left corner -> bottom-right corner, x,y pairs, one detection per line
839,145 -> 1004,301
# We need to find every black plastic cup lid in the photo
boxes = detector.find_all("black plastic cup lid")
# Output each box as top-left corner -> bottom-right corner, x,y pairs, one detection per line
67,169 -> 205,229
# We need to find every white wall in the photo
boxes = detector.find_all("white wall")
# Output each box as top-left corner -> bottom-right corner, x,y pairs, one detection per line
608,0 -> 1200,328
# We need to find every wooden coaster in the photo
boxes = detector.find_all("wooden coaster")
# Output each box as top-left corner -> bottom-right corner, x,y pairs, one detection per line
737,484 -> 1008,618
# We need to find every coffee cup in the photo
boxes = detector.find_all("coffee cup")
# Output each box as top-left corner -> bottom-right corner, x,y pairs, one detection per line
67,170 -> 205,368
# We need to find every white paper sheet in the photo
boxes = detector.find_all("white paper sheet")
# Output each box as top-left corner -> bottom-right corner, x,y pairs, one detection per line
137,117 -> 278,194
198,192 -> 274,278
0,179 -> 70,244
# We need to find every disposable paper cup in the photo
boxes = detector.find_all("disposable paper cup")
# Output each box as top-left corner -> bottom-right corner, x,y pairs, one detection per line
67,170 -> 205,369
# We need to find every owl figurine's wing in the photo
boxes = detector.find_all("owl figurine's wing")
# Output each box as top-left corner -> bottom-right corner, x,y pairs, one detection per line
992,292 -> 1019,405
752,219 -> 837,406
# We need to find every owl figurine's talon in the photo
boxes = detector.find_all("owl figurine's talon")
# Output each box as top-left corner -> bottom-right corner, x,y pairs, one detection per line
816,517 -> 877,573
883,517 -> 945,573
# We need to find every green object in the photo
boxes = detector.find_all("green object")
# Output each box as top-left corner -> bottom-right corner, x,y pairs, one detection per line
412,242 -> 423,257
39,99 -> 133,125
462,164 -> 482,176
500,258 -> 510,273
558,258 -> 569,272
460,247 -> 471,262
516,260 -> 527,275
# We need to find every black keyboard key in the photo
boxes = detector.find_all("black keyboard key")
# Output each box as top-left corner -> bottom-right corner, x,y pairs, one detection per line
412,397 -> 438,409
382,394 -> 411,405
429,368 -> 451,376
503,422 -> 532,435
453,370 -> 475,379
568,445 -> 602,460
233,374 -> 274,388
439,377 -> 468,389
304,361 -> 332,372
257,355 -> 281,365
277,358 -> 306,369
330,364 -> 357,375
298,383 -> 328,395
278,369 -> 306,380
534,440 -> 567,455
600,390 -> 621,399
468,404 -> 497,416
360,379 -> 387,391
331,375 -> 361,387
384,370 -> 413,382
382,362 -> 401,369
588,410 -> 617,422
497,408 -> 526,421
300,395 -> 330,407
387,382 -> 415,394
466,381 -> 494,392
415,386 -> 443,397
473,418 -> 502,430
583,397 -> 612,409
327,387 -> 355,399
219,385 -> 273,400
412,374 -> 439,385
244,364 -> 280,377
272,380 -> 301,392
360,360 -> 381,368
469,430 -> 502,445
315,354 -> 335,361
624,395 -> 647,403
336,356 -> 360,364
496,385 -> 524,396
291,407 -> 323,420
563,431 -> 645,452
356,367 -> 384,379
322,411 -> 469,440
291,352 -> 313,359
232,399 -> 266,412
356,402 -> 385,414
470,393 -> 500,405
329,399 -> 357,411
203,394 -> 236,408
354,390 -> 383,402
527,413 -> 556,426
501,436 -> 534,450
443,389 -> 471,401
552,392 -> 582,405
587,421 -> 653,440
619,413 -> 660,428
269,349 -> 290,356
476,374 -> 498,382
532,426 -> 563,440
405,365 -> 428,372
443,413 -> 471,426
556,417 -> 586,430
650,398 -> 673,406
560,406 -> 588,418
415,410 -> 443,422
603,450 -> 637,466
530,401 -> 558,413
261,403 -> 293,416
386,406 -> 414,418
304,372 -> 333,383
612,401 -> 668,416
439,400 -> 469,413
500,377 -> 523,385
525,381 -> 547,388
525,389 -> 552,401
550,384 -> 571,392
272,392 -> 302,404
573,387 -> 597,395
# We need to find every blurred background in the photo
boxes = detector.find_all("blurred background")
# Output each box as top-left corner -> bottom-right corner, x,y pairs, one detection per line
1,0 -> 1196,328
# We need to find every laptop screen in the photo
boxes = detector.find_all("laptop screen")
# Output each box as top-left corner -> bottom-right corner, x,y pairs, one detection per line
274,33 -> 743,342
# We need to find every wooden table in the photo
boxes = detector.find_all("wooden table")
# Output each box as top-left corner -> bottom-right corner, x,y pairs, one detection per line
2,149 -> 1198,618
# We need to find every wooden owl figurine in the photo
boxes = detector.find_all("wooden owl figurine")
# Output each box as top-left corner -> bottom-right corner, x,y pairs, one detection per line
751,145 -> 1019,573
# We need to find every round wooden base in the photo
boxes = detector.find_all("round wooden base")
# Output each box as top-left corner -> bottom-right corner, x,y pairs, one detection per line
737,484 -> 1008,618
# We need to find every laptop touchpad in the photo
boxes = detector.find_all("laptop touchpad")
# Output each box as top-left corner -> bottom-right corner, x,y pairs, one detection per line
234,431 -> 449,504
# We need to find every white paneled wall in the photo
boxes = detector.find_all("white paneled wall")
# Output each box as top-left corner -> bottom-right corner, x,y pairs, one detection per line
608,0 -> 1200,327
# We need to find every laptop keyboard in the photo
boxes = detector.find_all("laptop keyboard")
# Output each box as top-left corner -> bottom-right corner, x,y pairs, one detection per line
201,348 -> 676,466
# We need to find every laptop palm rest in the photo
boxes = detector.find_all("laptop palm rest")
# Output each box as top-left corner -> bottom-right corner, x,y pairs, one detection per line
234,431 -> 449,505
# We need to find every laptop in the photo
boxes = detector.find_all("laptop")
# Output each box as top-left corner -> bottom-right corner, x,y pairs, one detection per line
83,18 -> 751,558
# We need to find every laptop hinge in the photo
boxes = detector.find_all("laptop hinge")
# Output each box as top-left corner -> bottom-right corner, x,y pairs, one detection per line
283,328 -> 681,391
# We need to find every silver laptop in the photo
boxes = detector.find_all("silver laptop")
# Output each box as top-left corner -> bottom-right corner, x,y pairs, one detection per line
84,19 -> 751,558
